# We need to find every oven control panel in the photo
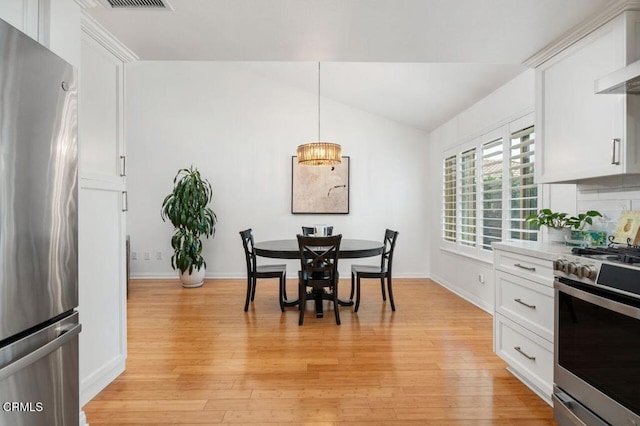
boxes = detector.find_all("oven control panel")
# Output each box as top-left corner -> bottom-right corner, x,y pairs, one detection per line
553,254 -> 600,285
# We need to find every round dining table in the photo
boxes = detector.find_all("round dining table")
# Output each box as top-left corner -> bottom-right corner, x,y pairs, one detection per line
254,238 -> 384,260
254,238 -> 384,317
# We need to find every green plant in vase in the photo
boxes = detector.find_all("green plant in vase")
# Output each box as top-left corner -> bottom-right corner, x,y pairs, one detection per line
525,209 -> 603,244
161,166 -> 217,287
525,209 -> 602,230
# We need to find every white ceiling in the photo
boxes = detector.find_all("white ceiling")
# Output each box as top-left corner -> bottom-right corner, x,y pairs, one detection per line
86,0 -> 611,132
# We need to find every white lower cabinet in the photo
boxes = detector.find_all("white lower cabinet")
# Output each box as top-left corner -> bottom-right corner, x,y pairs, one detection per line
493,245 -> 557,405
495,313 -> 554,402
495,271 -> 554,342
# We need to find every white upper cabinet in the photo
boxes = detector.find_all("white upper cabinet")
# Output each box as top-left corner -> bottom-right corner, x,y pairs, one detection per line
0,0 -> 38,39
0,0 -> 81,67
79,33 -> 125,182
536,12 -> 640,183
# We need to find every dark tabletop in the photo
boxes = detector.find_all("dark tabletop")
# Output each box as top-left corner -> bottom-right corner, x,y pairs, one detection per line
254,239 -> 384,259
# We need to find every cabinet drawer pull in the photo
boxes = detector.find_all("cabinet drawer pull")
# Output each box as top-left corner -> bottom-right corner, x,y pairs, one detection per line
514,298 -> 536,309
611,138 -> 621,165
514,346 -> 536,361
514,263 -> 535,271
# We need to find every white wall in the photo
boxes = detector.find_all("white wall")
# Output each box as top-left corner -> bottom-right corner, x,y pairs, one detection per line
125,61 -> 429,279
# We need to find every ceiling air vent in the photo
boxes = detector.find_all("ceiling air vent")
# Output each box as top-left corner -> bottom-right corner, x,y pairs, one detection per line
100,0 -> 173,8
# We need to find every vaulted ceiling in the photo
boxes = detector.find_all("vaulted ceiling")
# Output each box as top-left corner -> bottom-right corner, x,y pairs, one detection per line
86,0 -> 611,131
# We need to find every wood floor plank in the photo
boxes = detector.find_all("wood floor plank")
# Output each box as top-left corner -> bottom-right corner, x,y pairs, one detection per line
82,278 -> 555,425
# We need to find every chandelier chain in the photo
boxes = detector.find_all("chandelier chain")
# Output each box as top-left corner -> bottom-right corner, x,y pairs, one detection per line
318,62 -> 321,142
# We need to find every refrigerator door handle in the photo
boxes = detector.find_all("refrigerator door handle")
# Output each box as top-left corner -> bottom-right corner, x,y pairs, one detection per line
0,323 -> 81,382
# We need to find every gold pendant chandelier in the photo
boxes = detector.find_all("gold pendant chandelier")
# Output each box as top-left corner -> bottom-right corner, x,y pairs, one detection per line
297,63 -> 342,166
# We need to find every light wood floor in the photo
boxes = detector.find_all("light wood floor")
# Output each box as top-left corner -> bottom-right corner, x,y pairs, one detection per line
83,278 -> 555,425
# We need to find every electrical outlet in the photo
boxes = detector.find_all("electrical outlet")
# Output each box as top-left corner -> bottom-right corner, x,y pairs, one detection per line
478,273 -> 485,284
156,251 -> 162,260
131,251 -> 138,260
144,252 -> 150,261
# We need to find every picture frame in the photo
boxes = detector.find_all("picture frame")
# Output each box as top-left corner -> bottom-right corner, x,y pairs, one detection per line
613,210 -> 640,245
291,156 -> 350,214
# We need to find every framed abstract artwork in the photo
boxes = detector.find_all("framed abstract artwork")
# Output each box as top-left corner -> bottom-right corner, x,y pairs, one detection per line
291,156 -> 350,214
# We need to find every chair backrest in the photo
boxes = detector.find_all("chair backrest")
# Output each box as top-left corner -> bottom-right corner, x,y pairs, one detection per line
301,226 -> 334,236
239,228 -> 257,275
301,226 -> 315,236
297,234 -> 342,283
381,229 -> 399,272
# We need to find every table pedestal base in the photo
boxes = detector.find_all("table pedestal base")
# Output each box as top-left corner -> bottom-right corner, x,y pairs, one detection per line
310,289 -> 353,318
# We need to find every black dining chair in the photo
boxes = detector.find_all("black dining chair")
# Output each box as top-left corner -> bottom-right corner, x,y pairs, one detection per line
297,234 -> 342,325
301,226 -> 334,236
350,229 -> 399,312
239,229 -> 287,312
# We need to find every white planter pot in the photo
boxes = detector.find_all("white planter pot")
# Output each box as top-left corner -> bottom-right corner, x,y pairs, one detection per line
179,266 -> 205,288
546,227 -> 570,243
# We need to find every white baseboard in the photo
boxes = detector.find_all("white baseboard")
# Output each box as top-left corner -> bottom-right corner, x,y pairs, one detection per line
80,355 -> 125,407
80,410 -> 89,426
130,272 -> 246,280
130,272 -> 430,280
430,274 -> 493,315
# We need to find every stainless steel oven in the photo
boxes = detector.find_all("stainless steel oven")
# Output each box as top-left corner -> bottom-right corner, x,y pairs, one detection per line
553,250 -> 640,425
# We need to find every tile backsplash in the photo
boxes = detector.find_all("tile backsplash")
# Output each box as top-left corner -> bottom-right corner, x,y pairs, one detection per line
577,176 -> 640,241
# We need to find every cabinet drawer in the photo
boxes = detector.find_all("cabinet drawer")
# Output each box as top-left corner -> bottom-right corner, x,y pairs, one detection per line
495,271 -> 554,342
494,250 -> 553,286
494,313 -> 553,401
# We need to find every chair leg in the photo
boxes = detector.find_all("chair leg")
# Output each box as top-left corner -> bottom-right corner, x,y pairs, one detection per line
278,275 -> 284,312
380,277 -> 387,301
349,271 -> 355,301
387,276 -> 396,311
282,275 -> 288,301
355,276 -> 361,313
250,276 -> 257,301
298,281 -> 306,326
244,276 -> 252,312
333,284 -> 341,325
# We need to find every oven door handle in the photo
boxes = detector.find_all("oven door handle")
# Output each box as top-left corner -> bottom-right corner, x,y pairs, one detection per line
552,390 -> 609,426
555,280 -> 640,320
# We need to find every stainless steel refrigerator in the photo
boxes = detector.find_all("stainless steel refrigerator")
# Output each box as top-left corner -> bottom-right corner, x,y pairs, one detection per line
0,17 -> 81,426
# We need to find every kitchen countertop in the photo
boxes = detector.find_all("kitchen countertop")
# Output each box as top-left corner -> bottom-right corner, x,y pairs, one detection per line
492,240 -> 573,260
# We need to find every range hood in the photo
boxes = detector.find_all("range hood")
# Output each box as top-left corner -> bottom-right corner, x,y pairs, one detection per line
595,59 -> 640,94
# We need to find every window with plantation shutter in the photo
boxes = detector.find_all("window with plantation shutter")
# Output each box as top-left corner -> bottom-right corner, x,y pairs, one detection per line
481,137 -> 503,250
460,148 -> 476,247
442,155 -> 457,243
440,114 -> 538,257
509,126 -> 537,242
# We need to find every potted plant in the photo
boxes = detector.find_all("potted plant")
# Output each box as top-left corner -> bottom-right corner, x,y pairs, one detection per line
525,209 -> 602,243
161,166 -> 217,287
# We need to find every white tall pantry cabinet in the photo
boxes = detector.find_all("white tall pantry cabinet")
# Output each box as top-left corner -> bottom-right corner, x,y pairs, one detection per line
78,13 -> 136,407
